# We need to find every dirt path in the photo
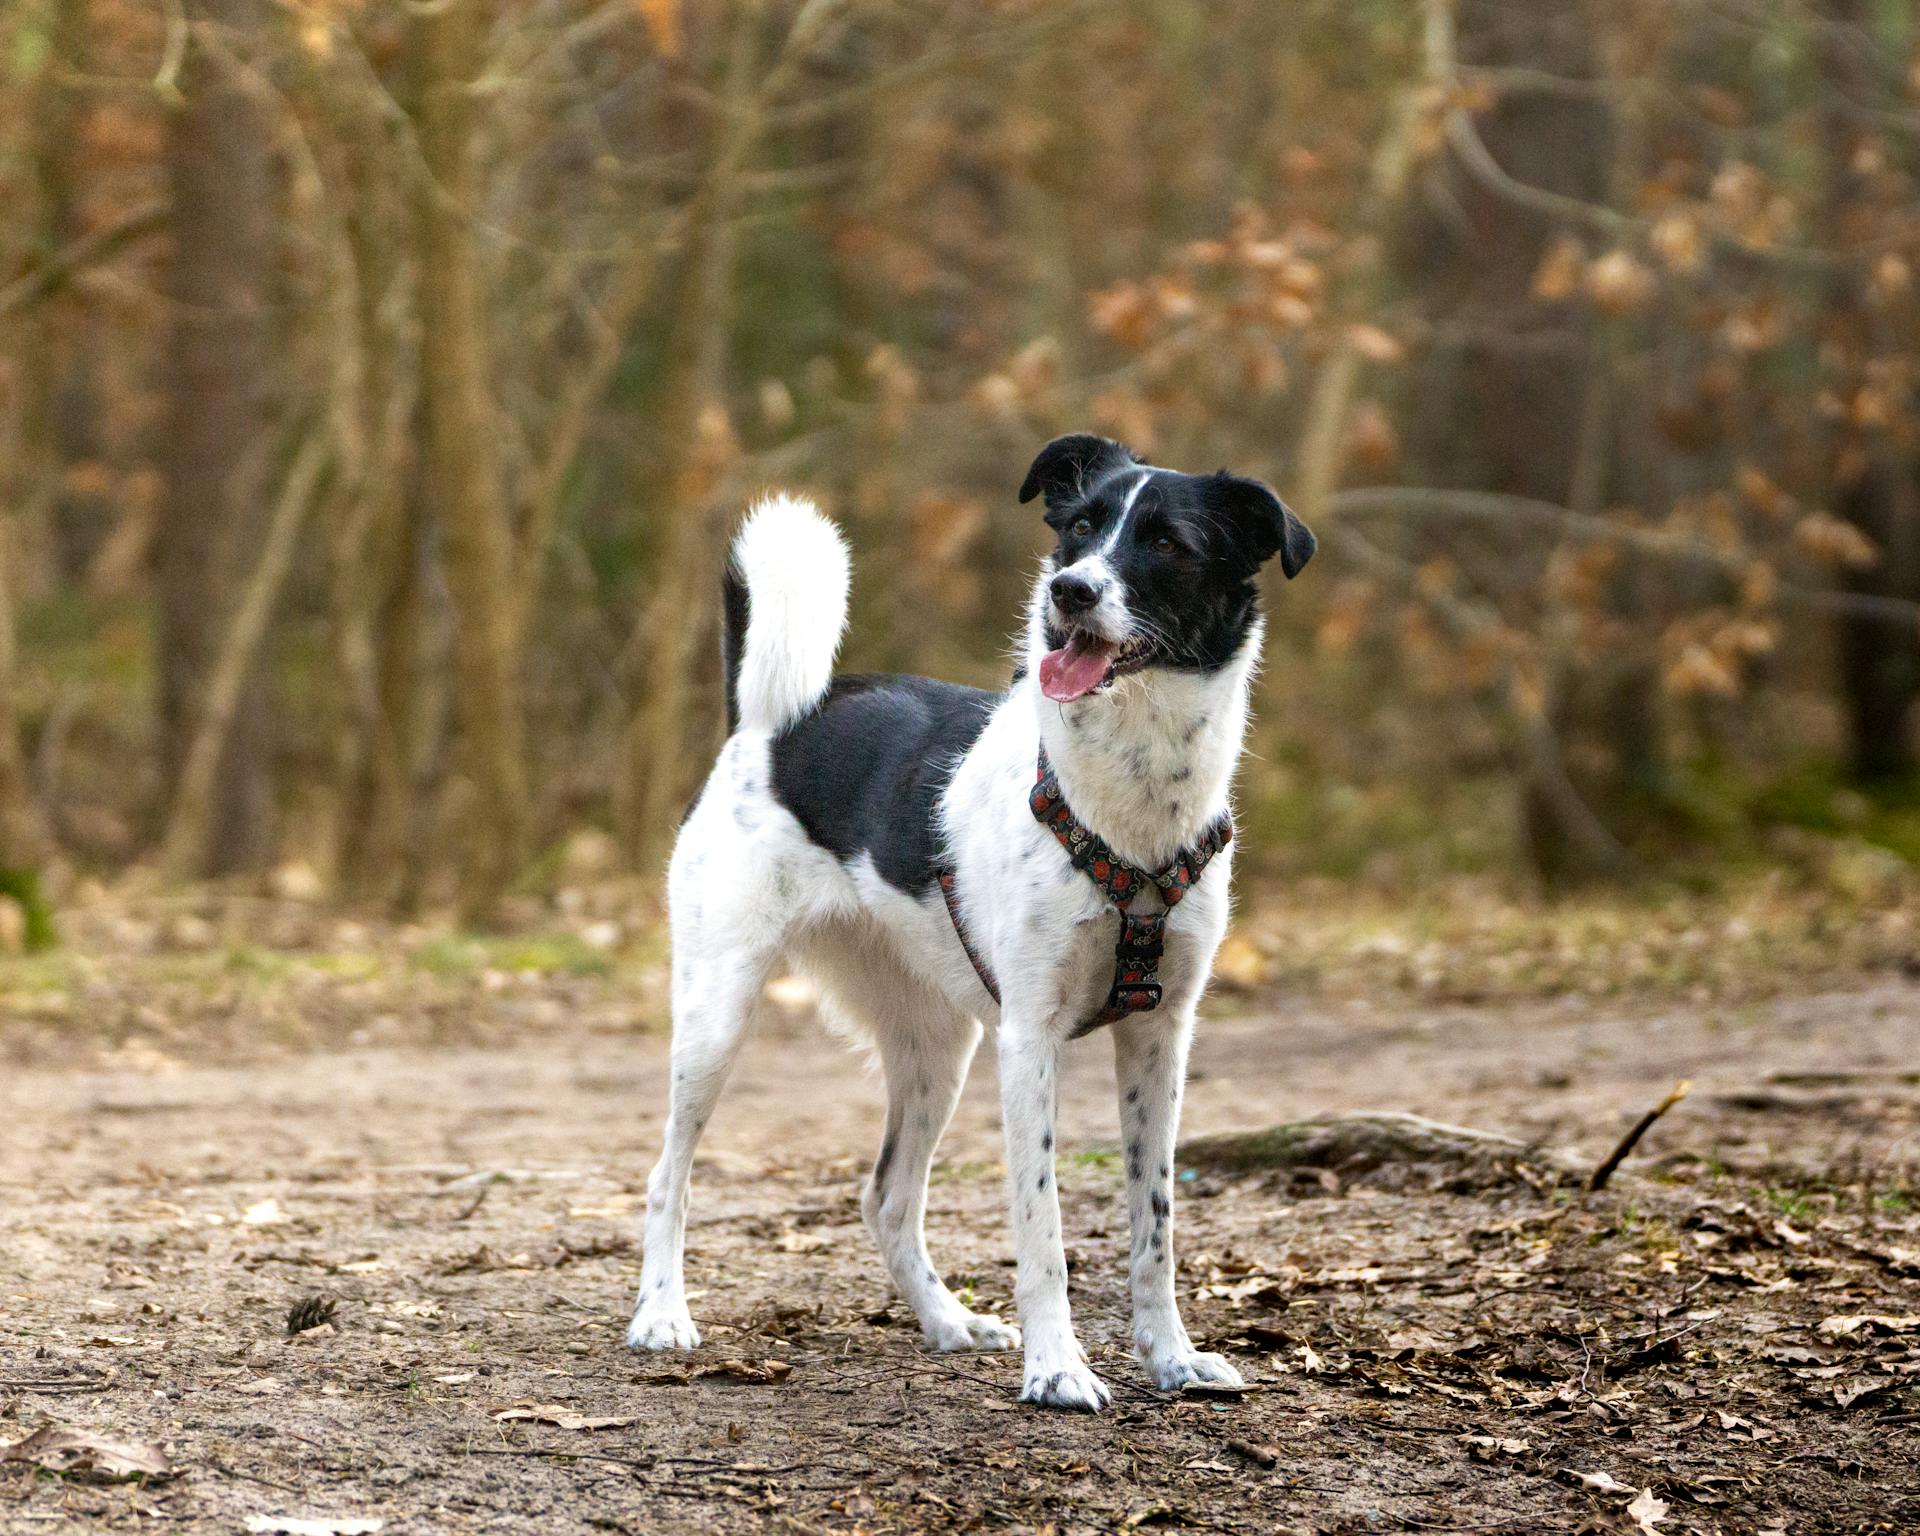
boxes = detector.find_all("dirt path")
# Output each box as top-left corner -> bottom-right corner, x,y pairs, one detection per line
3,985 -> 1917,1533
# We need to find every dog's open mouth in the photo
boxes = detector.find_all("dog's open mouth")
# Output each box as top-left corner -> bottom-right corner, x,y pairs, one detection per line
1039,630 -> 1151,703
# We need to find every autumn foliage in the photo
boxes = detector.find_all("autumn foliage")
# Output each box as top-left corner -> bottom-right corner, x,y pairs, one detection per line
3,0 -> 1920,923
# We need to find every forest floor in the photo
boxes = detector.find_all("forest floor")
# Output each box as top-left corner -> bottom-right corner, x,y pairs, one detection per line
2,890 -> 1919,1534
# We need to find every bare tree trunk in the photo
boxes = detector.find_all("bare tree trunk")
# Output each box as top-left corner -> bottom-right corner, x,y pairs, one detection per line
22,0 -> 114,582
160,434 -> 329,881
0,512 -> 55,948
620,8 -> 762,866
157,0 -> 278,875
1823,0 -> 1920,782
1408,0 -> 1633,885
315,52 -> 424,901
411,0 -> 528,920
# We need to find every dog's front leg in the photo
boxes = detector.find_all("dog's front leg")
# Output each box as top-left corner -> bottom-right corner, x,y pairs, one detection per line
1113,1012 -> 1243,1391
998,1021 -> 1110,1411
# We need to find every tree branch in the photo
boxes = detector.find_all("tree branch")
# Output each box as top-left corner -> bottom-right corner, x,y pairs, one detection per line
158,434 -> 332,882
0,200 -> 168,321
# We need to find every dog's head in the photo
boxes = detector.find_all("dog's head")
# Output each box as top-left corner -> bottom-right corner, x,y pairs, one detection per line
1017,433 -> 1314,703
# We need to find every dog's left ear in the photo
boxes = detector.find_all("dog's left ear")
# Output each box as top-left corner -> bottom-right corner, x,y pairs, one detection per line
1211,473 -> 1316,579
1018,433 -> 1137,510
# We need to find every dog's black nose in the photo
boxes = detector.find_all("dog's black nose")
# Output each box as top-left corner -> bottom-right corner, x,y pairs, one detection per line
1050,571 -> 1101,614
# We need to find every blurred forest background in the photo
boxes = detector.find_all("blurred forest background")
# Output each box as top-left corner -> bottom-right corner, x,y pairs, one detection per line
4,0 -> 1920,951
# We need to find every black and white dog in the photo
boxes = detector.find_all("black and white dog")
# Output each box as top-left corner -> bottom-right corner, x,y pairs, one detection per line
624,433 -> 1314,1410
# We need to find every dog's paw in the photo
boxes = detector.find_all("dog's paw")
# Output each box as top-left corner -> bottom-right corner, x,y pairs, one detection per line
1146,1349 -> 1244,1392
1020,1363 -> 1112,1412
924,1310 -> 1021,1353
625,1304 -> 700,1351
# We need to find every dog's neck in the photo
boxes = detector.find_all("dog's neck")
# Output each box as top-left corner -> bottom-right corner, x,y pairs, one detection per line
1025,625 -> 1260,874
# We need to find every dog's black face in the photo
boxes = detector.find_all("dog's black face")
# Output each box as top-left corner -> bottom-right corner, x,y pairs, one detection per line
1017,434 -> 1314,702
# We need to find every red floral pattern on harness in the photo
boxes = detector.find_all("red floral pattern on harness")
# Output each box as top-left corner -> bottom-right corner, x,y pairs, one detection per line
937,749 -> 1232,1034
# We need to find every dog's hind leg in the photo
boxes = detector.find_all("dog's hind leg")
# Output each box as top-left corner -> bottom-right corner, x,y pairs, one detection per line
862,1007 -> 1021,1353
626,944 -> 772,1351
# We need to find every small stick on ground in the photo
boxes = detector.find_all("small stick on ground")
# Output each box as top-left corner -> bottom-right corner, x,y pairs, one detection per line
1588,1080 -> 1691,1192
454,1183 -> 492,1222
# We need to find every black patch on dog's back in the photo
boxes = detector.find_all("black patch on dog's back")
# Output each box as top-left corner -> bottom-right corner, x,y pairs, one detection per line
771,674 -> 999,894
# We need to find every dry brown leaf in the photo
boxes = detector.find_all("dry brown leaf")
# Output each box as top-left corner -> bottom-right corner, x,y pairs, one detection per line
1587,250 -> 1656,315
1820,1313 -> 1920,1338
1,1424 -> 173,1482
492,1402 -> 635,1431
1564,1468 -> 1635,1496
1224,1438 -> 1279,1469
245,1520 -> 384,1536
1651,212 -> 1705,273
1347,323 -> 1405,364
1833,1377 -> 1893,1409
1531,236 -> 1585,301
1627,1486 -> 1670,1533
1794,511 -> 1879,570
696,1358 -> 793,1385
632,0 -> 681,58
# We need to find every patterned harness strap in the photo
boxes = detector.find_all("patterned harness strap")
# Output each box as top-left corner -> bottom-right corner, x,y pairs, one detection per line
937,748 -> 1232,1034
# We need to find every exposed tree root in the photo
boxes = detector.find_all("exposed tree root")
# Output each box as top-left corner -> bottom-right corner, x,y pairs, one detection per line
1179,1111 -> 1571,1192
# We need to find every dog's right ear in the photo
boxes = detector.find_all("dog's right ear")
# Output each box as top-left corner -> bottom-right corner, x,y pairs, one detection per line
1018,434 -> 1137,510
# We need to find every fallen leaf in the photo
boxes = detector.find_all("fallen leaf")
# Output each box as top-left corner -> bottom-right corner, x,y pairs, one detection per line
1834,1377 -> 1893,1409
696,1359 -> 793,1385
1713,1408 -> 1772,1440
243,1199 -> 289,1226
492,1402 -> 635,1431
1820,1313 -> 1920,1339
440,1245 -> 535,1275
773,1229 -> 835,1254
1,1424 -> 172,1482
435,1371 -> 475,1385
1564,1468 -> 1635,1496
235,1377 -> 283,1395
1627,1485 -> 1669,1533
244,1520 -> 385,1536
1224,1438 -> 1279,1469
1463,1434 -> 1530,1459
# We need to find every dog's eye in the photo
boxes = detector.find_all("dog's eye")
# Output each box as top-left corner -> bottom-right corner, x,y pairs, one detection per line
1069,517 -> 1094,538
1151,535 -> 1178,554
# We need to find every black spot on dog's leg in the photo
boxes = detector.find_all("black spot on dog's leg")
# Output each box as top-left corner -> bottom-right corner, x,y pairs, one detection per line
1041,1129 -> 1053,1151
1150,1190 -> 1169,1219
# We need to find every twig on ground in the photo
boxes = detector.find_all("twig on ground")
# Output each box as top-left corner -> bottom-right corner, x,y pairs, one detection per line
205,1458 -> 301,1494
1588,1080 -> 1692,1192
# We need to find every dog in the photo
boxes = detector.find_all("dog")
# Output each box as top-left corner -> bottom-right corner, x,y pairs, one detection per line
624,432 -> 1314,1410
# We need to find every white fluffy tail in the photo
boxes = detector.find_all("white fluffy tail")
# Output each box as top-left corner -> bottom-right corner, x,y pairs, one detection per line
724,494 -> 850,735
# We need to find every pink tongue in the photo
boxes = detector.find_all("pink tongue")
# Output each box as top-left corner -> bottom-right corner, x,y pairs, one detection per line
1039,635 -> 1118,702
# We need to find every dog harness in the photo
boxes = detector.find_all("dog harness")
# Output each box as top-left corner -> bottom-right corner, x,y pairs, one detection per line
937,749 -> 1232,1035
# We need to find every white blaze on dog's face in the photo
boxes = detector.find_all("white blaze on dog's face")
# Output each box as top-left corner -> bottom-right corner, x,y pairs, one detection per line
1017,434 -> 1315,703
